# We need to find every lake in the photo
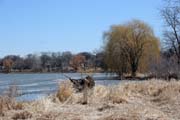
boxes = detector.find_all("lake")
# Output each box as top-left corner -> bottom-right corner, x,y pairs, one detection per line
0,73 -> 119,101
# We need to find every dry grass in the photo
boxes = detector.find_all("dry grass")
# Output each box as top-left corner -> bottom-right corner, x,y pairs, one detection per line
0,96 -> 24,117
56,80 -> 74,103
0,83 -> 23,118
12,111 -> 32,120
1,79 -> 180,120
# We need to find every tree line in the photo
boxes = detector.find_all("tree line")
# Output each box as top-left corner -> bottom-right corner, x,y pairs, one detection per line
0,51 -> 106,73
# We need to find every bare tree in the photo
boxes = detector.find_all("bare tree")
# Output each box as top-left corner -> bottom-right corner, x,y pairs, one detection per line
161,0 -> 180,64
32,55 -> 42,72
40,53 -> 51,72
61,51 -> 72,71
13,57 -> 25,72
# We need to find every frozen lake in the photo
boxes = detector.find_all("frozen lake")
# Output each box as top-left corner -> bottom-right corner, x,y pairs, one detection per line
0,73 -> 119,101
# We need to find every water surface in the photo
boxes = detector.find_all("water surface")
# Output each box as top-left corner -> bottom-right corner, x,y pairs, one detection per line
0,73 -> 119,101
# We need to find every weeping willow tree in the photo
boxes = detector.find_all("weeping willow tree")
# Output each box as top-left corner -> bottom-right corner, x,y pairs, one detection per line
104,20 -> 160,77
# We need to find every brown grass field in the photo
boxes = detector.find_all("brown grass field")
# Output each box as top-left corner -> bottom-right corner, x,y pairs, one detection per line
1,79 -> 180,120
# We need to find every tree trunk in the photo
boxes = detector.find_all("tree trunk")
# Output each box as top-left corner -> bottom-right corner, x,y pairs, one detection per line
131,63 -> 137,77
131,71 -> 136,78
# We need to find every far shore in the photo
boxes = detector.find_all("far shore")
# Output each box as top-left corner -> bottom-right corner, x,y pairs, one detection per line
0,68 -> 105,74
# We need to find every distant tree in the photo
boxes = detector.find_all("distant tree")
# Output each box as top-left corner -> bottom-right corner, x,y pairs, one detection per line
70,54 -> 86,71
3,59 -> 13,73
95,52 -> 106,70
3,55 -> 24,72
40,53 -> 51,72
149,49 -> 179,79
79,52 -> 95,69
23,54 -> 34,70
24,54 -> 42,72
51,52 -> 62,72
0,59 -> 3,69
104,20 -> 160,77
0,59 -> 2,64
79,52 -> 92,60
32,55 -> 42,72
13,57 -> 25,71
4,55 -> 21,63
61,51 -> 72,71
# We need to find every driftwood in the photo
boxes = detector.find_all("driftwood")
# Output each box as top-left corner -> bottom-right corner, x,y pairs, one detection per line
68,75 -> 95,92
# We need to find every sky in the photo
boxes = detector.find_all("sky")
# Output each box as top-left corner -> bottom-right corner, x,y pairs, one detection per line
0,0 -> 163,57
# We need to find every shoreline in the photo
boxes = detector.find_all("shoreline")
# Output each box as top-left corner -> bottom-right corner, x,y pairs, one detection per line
0,70 -> 105,74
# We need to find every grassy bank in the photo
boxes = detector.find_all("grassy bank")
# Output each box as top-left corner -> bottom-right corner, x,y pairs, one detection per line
1,79 -> 180,120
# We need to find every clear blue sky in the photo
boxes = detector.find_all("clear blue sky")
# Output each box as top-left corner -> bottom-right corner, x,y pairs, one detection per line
0,0 -> 163,57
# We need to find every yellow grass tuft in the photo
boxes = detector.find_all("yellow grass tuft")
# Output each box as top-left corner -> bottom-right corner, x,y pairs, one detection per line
56,80 -> 74,103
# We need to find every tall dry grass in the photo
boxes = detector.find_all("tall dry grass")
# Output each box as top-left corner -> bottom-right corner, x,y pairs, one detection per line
1,79 -> 180,120
0,83 -> 23,117
56,80 -> 74,103
0,96 -> 23,117
55,79 -> 180,105
52,79 -> 180,119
